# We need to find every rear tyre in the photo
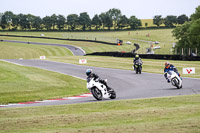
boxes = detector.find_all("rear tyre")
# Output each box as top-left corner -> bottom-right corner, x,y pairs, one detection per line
91,87 -> 103,100
109,89 -> 116,99
180,84 -> 183,89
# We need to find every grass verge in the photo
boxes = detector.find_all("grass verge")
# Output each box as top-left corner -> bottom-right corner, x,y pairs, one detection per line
0,94 -> 200,133
0,61 -> 88,104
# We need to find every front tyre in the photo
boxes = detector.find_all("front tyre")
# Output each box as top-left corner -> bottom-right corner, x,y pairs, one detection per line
91,87 -> 103,100
173,78 -> 181,89
138,66 -> 142,74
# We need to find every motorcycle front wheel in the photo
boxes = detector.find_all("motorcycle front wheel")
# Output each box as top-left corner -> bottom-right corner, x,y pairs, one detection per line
91,87 -> 103,100
138,66 -> 142,74
172,78 -> 181,89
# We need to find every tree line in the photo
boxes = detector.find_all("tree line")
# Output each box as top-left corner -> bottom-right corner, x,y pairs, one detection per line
172,6 -> 200,55
0,8 -> 189,31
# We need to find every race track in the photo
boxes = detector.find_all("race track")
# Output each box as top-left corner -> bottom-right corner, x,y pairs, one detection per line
1,59 -> 200,108
1,40 -> 85,56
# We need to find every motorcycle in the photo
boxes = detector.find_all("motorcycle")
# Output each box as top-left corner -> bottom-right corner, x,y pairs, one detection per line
166,70 -> 182,89
87,78 -> 116,100
133,60 -> 143,74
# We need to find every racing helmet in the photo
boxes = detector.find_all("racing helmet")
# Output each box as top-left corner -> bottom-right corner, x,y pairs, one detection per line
135,54 -> 139,59
86,69 -> 92,76
165,61 -> 170,67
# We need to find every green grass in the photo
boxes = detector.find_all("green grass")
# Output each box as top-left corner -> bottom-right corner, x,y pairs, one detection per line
48,56 -> 200,79
0,41 -> 73,59
0,29 -> 176,54
0,94 -> 200,133
0,61 -> 88,104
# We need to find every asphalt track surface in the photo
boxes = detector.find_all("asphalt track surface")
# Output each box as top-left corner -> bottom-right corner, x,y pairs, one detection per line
1,40 -> 85,56
1,59 -> 200,108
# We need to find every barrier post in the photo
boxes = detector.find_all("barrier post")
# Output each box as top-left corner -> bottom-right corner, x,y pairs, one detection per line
196,48 -> 198,56
182,48 -> 184,55
189,48 -> 190,56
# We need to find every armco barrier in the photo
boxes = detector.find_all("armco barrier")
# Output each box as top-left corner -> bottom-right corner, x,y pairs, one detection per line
0,34 -> 116,45
86,52 -> 200,61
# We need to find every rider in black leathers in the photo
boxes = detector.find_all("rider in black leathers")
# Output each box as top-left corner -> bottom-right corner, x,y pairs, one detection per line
86,69 -> 112,92
133,54 -> 143,70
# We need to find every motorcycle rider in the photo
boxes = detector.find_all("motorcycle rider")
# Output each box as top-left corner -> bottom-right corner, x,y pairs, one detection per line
133,54 -> 143,70
164,61 -> 181,83
86,69 -> 112,92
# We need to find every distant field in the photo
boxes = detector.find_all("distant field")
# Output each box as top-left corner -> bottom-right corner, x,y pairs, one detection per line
0,28 -> 176,54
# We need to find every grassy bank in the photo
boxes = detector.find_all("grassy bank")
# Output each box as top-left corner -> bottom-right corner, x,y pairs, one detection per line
48,56 -> 200,79
0,94 -> 200,133
0,61 -> 88,104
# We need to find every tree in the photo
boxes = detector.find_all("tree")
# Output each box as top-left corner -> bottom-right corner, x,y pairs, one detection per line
92,14 -> 101,30
190,6 -> 200,20
164,15 -> 177,28
1,11 -> 14,29
50,14 -> 57,30
0,13 -> 3,28
129,16 -> 141,29
79,12 -> 91,30
43,16 -> 52,30
57,15 -> 66,30
12,14 -> 20,30
99,13 -> 107,30
107,8 -> 122,29
26,14 -> 36,29
153,15 -> 163,27
117,15 -> 129,29
18,14 -> 31,30
104,12 -> 113,30
177,14 -> 189,24
67,14 -> 79,31
99,12 -> 113,30
1,14 -> 7,29
32,16 -> 43,30
172,6 -> 200,55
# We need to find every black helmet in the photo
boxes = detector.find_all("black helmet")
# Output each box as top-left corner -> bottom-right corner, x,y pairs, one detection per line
86,69 -> 92,76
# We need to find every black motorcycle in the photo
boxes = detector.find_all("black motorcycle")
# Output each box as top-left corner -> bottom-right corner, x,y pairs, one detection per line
133,60 -> 143,74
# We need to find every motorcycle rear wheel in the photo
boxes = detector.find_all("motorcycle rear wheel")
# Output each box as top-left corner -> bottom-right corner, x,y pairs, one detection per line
109,89 -> 116,99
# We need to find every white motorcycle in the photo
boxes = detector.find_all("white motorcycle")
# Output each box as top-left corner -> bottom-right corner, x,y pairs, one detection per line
87,78 -> 116,100
166,70 -> 182,89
